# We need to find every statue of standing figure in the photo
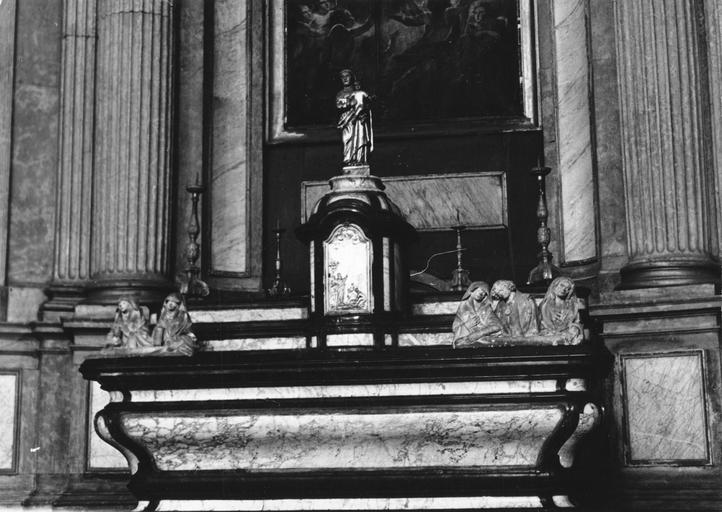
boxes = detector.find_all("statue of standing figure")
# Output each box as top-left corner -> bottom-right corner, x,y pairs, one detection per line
336,69 -> 373,168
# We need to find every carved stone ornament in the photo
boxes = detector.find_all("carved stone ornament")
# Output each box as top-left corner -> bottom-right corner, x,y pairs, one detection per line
103,297 -> 156,354
452,281 -> 505,348
151,293 -> 197,356
538,276 -> 583,345
452,279 -> 584,347
101,294 -> 197,357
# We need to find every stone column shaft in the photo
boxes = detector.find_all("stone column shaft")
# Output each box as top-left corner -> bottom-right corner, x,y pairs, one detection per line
91,0 -> 175,302
44,0 -> 96,318
614,0 -> 718,288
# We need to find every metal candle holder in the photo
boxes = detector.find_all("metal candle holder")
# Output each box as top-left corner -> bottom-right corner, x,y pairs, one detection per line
179,176 -> 210,299
449,212 -> 471,292
527,164 -> 561,285
267,222 -> 291,297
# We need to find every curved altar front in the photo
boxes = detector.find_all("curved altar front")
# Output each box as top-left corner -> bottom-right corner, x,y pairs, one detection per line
81,344 -> 606,511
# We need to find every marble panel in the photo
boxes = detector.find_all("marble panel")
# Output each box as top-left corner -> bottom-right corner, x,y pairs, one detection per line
126,380 -> 559,403
205,337 -> 306,352
302,173 -> 507,231
189,307 -> 307,323
398,332 -> 453,347
326,333 -> 374,347
87,381 -> 128,470
0,0 -> 16,288
411,302 -> 458,316
6,287 -> 47,323
0,373 -> 18,470
122,407 -> 564,471
622,352 -> 709,463
553,0 -> 597,264
153,496 -> 544,511
210,0 -> 248,273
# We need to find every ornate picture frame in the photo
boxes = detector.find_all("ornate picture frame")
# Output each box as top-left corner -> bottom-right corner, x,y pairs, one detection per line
267,0 -> 538,142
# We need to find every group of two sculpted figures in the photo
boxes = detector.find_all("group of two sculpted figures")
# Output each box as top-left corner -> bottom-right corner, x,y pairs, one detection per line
105,293 -> 196,356
452,277 -> 583,348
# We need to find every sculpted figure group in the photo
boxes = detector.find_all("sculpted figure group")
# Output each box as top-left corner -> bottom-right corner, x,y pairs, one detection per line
105,293 -> 197,356
452,276 -> 583,348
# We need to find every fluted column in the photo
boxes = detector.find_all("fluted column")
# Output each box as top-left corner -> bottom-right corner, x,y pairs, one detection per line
90,0 -> 175,303
44,0 -> 97,318
614,0 -> 718,288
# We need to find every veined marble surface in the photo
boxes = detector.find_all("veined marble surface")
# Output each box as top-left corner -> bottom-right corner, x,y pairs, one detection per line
0,373 -> 17,469
189,307 -> 307,323
204,337 -> 306,351
210,0 -> 248,273
302,173 -> 507,230
398,332 -> 453,346
120,380 -> 560,403
326,332 -> 374,347
411,302 -> 458,315
623,352 -> 708,463
122,408 -> 564,471
149,496 -> 546,511
88,381 -> 128,470
553,0 -> 597,263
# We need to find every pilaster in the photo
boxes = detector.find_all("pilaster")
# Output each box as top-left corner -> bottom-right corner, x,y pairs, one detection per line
614,0 -> 719,288
90,0 -> 176,304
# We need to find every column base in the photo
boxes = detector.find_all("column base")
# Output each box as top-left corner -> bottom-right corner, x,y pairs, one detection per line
618,258 -> 720,290
42,283 -> 87,320
85,277 -> 174,306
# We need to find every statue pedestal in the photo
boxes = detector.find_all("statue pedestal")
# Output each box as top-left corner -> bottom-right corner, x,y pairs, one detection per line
297,171 -> 417,348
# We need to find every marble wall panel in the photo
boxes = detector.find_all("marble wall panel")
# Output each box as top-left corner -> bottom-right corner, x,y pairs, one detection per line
326,333 -> 374,347
189,306 -> 307,323
0,373 -> 18,471
302,173 -> 507,231
553,0 -> 597,264
0,0 -> 16,292
7,0 -> 61,284
122,408 -> 564,471
210,0 -> 249,274
204,337 -> 306,352
622,352 -> 709,464
87,381 -> 127,470
398,332 -> 453,347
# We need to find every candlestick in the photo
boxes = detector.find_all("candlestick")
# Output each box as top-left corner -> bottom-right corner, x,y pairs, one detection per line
179,178 -> 210,299
526,164 -> 561,285
449,213 -> 471,292
267,224 -> 291,297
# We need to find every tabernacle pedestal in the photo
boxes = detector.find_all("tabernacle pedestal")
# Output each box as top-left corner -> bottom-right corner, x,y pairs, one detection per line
297,169 -> 417,348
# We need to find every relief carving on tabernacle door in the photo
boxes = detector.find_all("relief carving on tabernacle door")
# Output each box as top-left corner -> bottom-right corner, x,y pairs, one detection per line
324,223 -> 373,315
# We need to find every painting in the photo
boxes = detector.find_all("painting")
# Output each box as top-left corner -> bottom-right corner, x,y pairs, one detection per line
284,0 -> 525,129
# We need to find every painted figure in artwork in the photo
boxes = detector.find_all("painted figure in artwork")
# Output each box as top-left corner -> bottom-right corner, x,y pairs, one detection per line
152,293 -> 197,356
452,281 -> 505,347
336,69 -> 373,167
491,279 -> 539,337
539,276 -> 583,345
105,298 -> 154,349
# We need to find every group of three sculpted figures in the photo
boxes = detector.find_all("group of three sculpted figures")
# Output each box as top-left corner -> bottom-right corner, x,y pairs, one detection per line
452,276 -> 583,348
104,293 -> 197,356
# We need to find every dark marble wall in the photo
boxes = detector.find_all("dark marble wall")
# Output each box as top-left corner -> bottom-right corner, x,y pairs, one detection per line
6,0 -> 62,318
